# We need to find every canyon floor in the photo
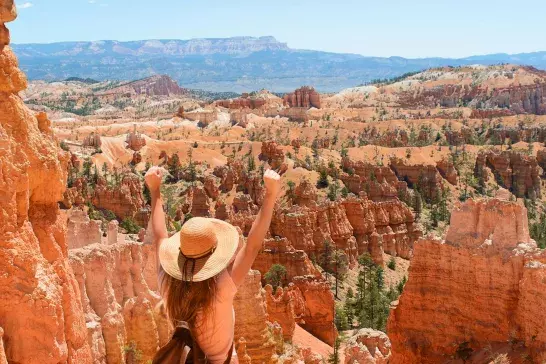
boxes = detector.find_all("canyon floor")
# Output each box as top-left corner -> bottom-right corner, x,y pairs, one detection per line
2,3 -> 546,363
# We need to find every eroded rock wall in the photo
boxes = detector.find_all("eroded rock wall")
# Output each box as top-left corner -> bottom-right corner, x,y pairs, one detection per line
387,198 -> 546,363
0,3 -> 93,362
69,241 -> 166,363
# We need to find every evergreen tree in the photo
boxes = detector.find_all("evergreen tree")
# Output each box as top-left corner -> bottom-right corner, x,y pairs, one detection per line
413,191 -> 423,218
328,338 -> 341,364
167,153 -> 182,182
264,264 -> 287,292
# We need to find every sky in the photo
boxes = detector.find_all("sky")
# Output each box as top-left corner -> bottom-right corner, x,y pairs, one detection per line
11,0 -> 546,58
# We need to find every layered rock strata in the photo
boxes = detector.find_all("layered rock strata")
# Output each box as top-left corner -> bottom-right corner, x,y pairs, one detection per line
0,2 -> 92,361
387,198 -> 546,363
474,149 -> 542,199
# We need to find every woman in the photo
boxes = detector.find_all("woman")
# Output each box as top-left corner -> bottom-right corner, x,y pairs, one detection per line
145,166 -> 281,363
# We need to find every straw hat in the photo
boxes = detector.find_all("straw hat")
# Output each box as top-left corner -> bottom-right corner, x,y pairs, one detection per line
159,217 -> 240,282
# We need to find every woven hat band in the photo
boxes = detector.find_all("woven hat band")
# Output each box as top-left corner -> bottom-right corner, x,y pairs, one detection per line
179,245 -> 217,259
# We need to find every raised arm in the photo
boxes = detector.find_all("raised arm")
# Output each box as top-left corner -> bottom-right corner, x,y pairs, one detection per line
230,169 -> 281,287
145,167 -> 168,266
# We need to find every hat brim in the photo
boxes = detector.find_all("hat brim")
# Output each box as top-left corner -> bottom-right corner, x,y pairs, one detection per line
159,219 -> 240,282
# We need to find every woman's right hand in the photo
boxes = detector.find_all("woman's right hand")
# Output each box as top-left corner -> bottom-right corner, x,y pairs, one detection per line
145,166 -> 163,193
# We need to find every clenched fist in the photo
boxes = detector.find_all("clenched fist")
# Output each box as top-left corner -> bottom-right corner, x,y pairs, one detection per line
145,166 -> 163,193
263,169 -> 281,199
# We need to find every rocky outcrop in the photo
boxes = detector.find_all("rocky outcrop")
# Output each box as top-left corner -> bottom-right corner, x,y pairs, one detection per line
233,270 -> 279,363
474,149 -> 542,199
214,160 -> 244,193
69,240 -> 166,363
340,157 -> 402,201
130,151 -> 142,165
344,329 -> 392,364
342,196 -> 421,264
216,96 -> 266,109
283,87 -> 321,109
259,141 -> 285,170
397,72 -> 546,115
271,201 -> 356,265
125,124 -> 146,152
62,177 -> 89,209
0,3 -> 93,362
387,198 -> 546,363
83,132 -> 102,148
67,208 -> 102,249
389,157 -> 445,201
183,185 -> 213,217
538,149 -> 546,175
292,276 -> 337,346
183,108 -> 218,126
92,173 -> 146,221
435,158 -> 458,185
264,285 -> 296,342
109,74 -> 186,96
253,237 -> 321,282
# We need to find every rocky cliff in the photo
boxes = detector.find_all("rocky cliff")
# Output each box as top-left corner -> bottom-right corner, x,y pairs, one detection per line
69,241 -> 165,363
387,198 -> 546,363
92,173 -> 146,221
0,1 -> 92,361
474,149 -> 542,199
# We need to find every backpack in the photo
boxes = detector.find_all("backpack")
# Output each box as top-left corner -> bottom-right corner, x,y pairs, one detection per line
152,321 -> 233,364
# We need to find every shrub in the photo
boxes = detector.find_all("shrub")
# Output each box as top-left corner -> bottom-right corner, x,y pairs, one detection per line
264,264 -> 287,292
120,218 -> 141,234
387,257 -> 396,270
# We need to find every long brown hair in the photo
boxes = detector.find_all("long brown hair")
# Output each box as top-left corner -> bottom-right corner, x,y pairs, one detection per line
160,268 -> 218,329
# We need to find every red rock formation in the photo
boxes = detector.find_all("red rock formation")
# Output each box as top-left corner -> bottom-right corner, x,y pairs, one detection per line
214,160 -> 244,192
125,124 -> 146,151
69,240 -> 167,363
397,71 -> 546,115
253,237 -> 321,282
292,276 -> 337,346
293,179 -> 317,207
470,108 -> 515,119
342,196 -> 421,263
264,285 -> 296,341
184,185 -> 213,217
435,157 -> 458,185
67,208 -> 102,249
62,177 -> 89,209
538,148 -> 546,175
474,149 -> 542,199
216,96 -> 266,110
0,4 -> 93,362
233,270 -> 279,363
340,157 -> 402,201
83,132 -> 102,148
387,198 -> 546,363
344,329 -> 392,364
92,173 -> 146,221
101,75 -> 186,96
130,151 -> 142,165
389,157 -> 445,201
183,108 -> 218,126
271,201 -> 356,265
259,141 -> 285,170
283,87 -> 321,109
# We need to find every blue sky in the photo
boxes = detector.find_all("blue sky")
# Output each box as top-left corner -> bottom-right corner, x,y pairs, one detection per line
11,0 -> 546,58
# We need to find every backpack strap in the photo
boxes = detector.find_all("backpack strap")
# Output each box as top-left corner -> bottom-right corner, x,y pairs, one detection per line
223,343 -> 234,364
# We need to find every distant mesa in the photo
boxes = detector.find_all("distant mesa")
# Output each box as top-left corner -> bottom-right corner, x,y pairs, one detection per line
13,37 -> 546,92
64,77 -> 100,84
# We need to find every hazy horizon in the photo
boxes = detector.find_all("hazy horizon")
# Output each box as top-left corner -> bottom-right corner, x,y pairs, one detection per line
11,0 -> 546,59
